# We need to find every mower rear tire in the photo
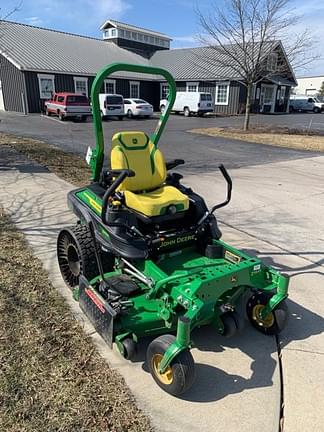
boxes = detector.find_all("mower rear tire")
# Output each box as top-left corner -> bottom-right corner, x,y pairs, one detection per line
246,292 -> 288,335
147,334 -> 195,396
57,224 -> 114,289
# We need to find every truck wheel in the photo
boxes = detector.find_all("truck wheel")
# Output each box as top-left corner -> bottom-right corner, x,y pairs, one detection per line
45,108 -> 51,116
57,224 -> 114,289
127,109 -> 133,118
80,115 -> 87,122
118,116 -> 124,121
147,334 -> 195,396
184,107 -> 190,117
100,110 -> 106,121
198,112 -> 204,117
313,107 -> 321,113
58,111 -> 65,121
246,292 -> 288,335
160,104 -> 165,114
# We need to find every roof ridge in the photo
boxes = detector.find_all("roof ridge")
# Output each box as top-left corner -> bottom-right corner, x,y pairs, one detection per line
0,19 -> 104,42
101,19 -> 172,39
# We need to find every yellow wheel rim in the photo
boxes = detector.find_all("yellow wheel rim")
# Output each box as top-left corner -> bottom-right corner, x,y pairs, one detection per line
252,304 -> 275,328
152,354 -> 173,385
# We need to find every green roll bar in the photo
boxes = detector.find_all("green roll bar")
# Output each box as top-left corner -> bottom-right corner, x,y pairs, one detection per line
89,62 -> 177,181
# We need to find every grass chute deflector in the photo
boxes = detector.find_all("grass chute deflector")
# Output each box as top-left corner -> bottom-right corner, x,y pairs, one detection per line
57,62 -> 289,397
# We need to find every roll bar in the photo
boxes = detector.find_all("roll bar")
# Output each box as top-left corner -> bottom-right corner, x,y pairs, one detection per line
89,63 -> 177,181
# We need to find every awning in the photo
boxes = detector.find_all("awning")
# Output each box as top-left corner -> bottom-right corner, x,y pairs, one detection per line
267,75 -> 296,87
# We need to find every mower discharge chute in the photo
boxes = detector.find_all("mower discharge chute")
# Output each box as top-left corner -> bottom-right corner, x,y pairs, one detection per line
57,62 -> 289,396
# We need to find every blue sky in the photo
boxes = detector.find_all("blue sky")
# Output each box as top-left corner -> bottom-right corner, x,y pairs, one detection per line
1,0 -> 323,75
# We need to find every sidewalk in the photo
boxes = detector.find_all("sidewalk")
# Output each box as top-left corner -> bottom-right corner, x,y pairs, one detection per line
1,144 -> 323,431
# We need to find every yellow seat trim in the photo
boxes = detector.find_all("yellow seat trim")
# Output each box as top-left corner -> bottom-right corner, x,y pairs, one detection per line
124,186 -> 189,217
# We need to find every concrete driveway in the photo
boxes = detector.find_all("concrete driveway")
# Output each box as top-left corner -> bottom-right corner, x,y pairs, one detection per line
0,111 -> 323,431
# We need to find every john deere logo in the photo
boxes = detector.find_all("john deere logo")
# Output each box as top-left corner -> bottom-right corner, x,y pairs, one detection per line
132,138 -> 138,144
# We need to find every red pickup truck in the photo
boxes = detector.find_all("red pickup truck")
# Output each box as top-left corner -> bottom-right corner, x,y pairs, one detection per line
45,92 -> 91,121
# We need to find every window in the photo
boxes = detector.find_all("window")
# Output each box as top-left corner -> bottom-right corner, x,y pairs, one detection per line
73,77 -> 88,97
111,28 -> 117,37
149,36 -> 154,43
104,79 -> 116,94
119,29 -> 125,38
67,95 -> 89,104
186,82 -> 199,92
132,32 -> 138,40
130,81 -> 140,99
37,74 -> 55,99
144,35 -> 149,42
215,82 -> 229,105
267,53 -> 278,72
124,99 -> 131,104
57,96 -> 64,103
126,30 -> 131,38
160,83 -> 169,99
200,93 -> 212,101
138,33 -> 143,41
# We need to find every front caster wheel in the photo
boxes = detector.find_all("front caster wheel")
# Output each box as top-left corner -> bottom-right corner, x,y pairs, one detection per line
246,292 -> 288,335
146,334 -> 195,396
121,338 -> 137,360
221,310 -> 244,337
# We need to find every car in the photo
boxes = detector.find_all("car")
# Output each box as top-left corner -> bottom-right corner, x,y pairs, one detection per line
160,92 -> 213,117
289,95 -> 324,113
45,92 -> 91,121
99,94 -> 125,120
124,98 -> 154,118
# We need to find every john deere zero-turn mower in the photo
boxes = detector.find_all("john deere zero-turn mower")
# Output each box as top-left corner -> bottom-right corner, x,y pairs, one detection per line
57,63 -> 289,396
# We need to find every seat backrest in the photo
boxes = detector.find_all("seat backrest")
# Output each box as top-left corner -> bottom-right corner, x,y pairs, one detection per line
111,131 -> 167,192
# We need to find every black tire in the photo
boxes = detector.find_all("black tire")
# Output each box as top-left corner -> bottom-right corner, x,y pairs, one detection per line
118,115 -> 124,121
80,115 -> 87,122
45,108 -> 51,116
58,111 -> 65,121
100,111 -> 106,121
221,311 -> 240,337
147,334 -> 195,396
127,109 -> 133,118
57,224 -> 114,289
121,338 -> 137,360
313,107 -> 321,113
246,292 -> 288,335
160,104 -> 165,114
197,112 -> 204,117
183,107 -> 190,117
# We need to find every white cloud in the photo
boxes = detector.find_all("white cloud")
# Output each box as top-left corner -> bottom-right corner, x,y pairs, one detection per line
24,16 -> 43,26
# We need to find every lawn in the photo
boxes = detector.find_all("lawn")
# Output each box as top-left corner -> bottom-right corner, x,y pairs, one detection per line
0,208 -> 152,432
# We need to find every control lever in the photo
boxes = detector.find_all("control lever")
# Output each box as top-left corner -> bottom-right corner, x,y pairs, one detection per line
196,164 -> 232,226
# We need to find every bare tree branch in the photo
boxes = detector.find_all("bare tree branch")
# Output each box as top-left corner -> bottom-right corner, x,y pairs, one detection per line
196,0 -> 321,129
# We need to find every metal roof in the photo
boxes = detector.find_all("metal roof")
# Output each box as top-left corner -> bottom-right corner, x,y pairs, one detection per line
100,19 -> 172,40
0,21 -> 296,85
0,20 -> 156,80
151,43 -> 297,85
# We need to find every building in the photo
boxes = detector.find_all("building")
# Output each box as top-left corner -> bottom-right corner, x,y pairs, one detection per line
295,76 -> 324,96
0,20 -> 297,115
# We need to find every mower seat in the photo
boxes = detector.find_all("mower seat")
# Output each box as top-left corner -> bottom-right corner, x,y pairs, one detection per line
111,132 -> 189,217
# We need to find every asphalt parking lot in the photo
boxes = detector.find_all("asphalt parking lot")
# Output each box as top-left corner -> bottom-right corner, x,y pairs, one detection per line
0,111 -> 322,173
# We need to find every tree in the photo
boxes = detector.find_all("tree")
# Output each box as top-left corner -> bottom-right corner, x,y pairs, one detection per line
196,0 -> 319,130
318,82 -> 324,97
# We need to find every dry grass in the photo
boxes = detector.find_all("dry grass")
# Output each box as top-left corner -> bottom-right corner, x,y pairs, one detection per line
0,133 -> 91,186
190,127 -> 324,152
0,209 -> 153,432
